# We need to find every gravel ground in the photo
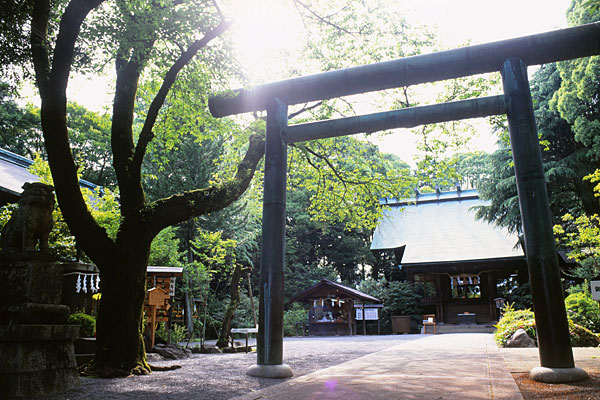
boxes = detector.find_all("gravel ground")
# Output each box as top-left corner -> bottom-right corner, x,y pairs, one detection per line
37,335 -> 421,400
512,373 -> 600,399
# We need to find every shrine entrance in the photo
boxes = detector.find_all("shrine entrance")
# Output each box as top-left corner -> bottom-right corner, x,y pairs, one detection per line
209,22 -> 600,382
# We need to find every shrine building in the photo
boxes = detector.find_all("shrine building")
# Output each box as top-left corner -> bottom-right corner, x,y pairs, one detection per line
370,188 -> 527,325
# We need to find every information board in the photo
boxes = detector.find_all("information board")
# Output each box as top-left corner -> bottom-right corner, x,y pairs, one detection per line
355,308 -> 379,320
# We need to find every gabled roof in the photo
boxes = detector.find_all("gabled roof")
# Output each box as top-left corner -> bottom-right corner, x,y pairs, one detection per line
0,148 -> 100,204
147,266 -> 183,277
290,279 -> 381,304
370,189 -> 524,264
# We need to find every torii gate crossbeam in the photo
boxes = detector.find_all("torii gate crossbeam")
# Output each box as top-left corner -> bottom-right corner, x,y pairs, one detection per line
209,23 -> 600,383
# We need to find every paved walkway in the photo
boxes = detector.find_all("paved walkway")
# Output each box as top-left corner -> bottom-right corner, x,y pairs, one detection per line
232,333 -> 524,400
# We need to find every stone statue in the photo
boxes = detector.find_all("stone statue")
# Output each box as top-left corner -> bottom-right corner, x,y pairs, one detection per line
1,182 -> 55,253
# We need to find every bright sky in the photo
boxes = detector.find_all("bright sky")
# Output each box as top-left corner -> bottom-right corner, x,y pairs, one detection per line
36,0 -> 574,166
227,0 -> 573,166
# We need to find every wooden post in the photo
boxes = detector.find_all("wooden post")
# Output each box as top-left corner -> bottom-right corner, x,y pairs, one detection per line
150,305 -> 156,348
247,99 -> 293,379
362,303 -> 366,335
501,57 -> 575,368
347,300 -> 354,336
247,272 -> 257,327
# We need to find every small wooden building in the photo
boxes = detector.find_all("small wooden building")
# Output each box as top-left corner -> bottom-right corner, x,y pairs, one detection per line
61,263 -> 183,326
371,189 -> 528,325
144,266 -> 183,343
290,279 -> 381,336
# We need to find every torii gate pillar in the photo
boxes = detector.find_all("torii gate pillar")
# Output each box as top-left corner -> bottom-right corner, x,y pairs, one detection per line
501,57 -> 587,383
247,98 -> 293,379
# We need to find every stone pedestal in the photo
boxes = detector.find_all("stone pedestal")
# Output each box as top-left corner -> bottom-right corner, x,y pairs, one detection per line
0,324 -> 80,397
0,258 -> 80,398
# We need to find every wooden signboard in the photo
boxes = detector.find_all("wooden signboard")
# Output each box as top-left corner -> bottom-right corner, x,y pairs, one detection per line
147,287 -> 169,347
148,287 -> 169,306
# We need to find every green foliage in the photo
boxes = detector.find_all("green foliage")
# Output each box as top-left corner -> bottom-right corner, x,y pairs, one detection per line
233,291 -> 258,328
23,155 -> 121,259
188,229 -> 236,278
554,213 -> 600,280
284,183 -> 373,293
499,281 -> 533,311
478,61 -> 600,234
0,1 -> 35,86
0,85 -> 43,157
568,319 -> 600,347
382,281 -> 423,320
154,322 -> 188,346
154,322 -> 168,343
551,0 -> 600,160
494,300 -> 600,348
493,304 -> 536,347
297,0 -> 436,73
67,312 -> 96,337
170,324 -> 188,346
65,103 -> 115,187
283,303 -> 308,337
149,226 -> 183,267
0,95 -> 116,187
289,136 -> 415,231
564,292 -> 600,333
0,203 -> 17,229
359,278 -> 422,332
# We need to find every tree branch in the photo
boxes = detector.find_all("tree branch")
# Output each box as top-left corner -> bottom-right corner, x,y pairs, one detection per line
30,0 -> 51,96
288,101 -> 323,120
132,19 -> 233,178
144,132 -> 265,235
293,0 -> 355,36
31,0 -> 114,266
50,0 -> 106,95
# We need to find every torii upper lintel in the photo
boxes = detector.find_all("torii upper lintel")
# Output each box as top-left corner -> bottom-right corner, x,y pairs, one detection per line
209,22 -> 600,118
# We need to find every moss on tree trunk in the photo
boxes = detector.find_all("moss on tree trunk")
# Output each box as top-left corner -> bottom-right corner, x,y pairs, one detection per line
216,264 -> 245,348
83,240 -> 152,377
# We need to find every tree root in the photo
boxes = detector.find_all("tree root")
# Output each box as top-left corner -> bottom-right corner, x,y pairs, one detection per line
79,359 -> 154,378
148,364 -> 182,371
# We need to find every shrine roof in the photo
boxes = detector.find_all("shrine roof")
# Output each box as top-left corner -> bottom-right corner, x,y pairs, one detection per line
0,148 -> 99,204
290,279 -> 381,304
370,189 -> 524,264
147,266 -> 183,277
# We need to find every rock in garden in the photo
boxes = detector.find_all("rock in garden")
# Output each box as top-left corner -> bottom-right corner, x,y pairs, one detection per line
506,328 -> 536,348
199,344 -> 222,354
149,344 -> 191,359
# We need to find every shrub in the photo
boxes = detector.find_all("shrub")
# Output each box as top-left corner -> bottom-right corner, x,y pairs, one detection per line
381,280 -> 422,320
67,312 -> 96,337
493,304 -> 536,347
283,303 -> 308,337
565,292 -> 600,333
170,323 -> 188,345
569,319 -> 600,347
358,278 -> 422,333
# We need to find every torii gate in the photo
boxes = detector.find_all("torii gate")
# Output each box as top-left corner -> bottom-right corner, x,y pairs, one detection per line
209,22 -> 600,383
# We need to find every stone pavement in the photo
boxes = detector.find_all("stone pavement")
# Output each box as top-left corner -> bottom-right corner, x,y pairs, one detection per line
232,333 -> 524,400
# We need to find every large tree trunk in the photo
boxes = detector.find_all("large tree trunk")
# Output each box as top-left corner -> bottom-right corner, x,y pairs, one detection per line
84,235 -> 152,377
216,264 -> 245,348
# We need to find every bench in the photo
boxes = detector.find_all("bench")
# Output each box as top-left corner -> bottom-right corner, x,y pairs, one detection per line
422,314 -> 437,334
230,327 -> 258,353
